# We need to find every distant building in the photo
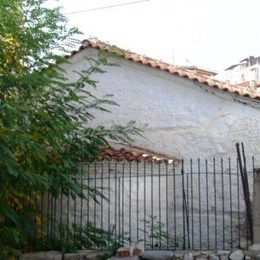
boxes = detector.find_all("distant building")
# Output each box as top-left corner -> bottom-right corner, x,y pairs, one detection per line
215,56 -> 260,89
179,65 -> 217,78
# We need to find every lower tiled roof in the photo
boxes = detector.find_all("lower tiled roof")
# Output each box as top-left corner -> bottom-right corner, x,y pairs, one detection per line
97,146 -> 179,164
66,39 -> 260,101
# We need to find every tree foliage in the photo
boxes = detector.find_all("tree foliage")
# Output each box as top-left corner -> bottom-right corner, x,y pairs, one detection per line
0,0 -> 140,257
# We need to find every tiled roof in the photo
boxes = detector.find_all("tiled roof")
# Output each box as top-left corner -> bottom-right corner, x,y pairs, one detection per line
97,146 -> 179,164
66,39 -> 260,101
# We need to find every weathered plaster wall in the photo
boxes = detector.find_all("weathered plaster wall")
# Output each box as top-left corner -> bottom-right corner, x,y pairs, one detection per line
62,49 -> 260,160
54,50 -> 259,250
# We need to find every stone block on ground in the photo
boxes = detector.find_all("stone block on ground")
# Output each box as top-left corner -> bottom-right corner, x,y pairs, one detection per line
22,251 -> 62,260
216,250 -> 230,256
216,250 -> 229,260
142,250 -> 174,260
108,256 -> 140,260
174,252 -> 184,259
199,251 -> 219,260
208,254 -> 220,260
229,249 -> 244,260
63,250 -> 110,260
192,251 -> 208,259
117,247 -> 132,257
183,253 -> 193,260
133,246 -> 144,256
194,256 -> 209,259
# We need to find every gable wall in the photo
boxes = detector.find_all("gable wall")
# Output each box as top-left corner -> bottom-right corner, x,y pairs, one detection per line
63,49 -> 260,160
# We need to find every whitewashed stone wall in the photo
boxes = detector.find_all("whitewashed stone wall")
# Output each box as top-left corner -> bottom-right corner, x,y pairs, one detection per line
56,48 -> 259,250
62,48 -> 260,161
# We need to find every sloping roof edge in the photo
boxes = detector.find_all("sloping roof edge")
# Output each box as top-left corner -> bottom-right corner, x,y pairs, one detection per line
65,39 -> 260,101
96,144 -> 180,165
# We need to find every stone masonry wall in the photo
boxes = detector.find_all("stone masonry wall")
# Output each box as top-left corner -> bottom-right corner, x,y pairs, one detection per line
62,48 -> 260,161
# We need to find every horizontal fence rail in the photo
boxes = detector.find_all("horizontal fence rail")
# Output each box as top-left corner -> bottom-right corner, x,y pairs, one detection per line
35,157 -> 255,251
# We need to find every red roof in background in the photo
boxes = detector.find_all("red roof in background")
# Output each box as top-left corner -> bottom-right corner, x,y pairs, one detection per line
66,39 -> 260,101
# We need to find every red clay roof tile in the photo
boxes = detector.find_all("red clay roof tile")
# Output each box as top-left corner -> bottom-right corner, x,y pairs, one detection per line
97,146 -> 179,164
65,39 -> 260,101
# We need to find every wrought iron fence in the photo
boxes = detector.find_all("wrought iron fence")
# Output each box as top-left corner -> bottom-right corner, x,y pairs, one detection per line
37,157 -> 255,251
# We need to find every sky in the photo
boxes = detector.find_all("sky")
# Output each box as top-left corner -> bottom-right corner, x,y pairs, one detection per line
51,0 -> 260,72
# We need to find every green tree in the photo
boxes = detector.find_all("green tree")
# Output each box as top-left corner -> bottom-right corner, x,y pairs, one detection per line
0,0 -> 140,257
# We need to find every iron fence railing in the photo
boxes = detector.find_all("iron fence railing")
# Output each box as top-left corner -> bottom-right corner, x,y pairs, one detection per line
35,157 -> 255,251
